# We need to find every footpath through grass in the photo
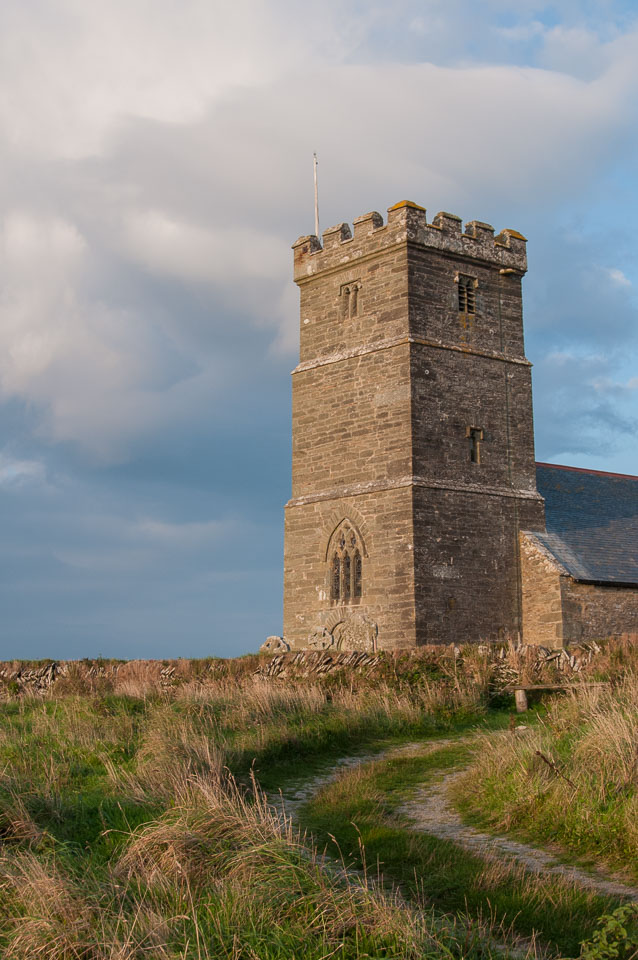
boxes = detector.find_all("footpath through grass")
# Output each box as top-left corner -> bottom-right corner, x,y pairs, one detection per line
298,730 -> 627,958
0,676 -> 518,959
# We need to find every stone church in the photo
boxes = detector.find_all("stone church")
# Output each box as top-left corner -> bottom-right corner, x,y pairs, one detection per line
280,201 -> 638,651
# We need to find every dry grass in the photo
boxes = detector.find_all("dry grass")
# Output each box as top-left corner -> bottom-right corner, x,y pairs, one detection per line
455,674 -> 638,874
0,668 -> 513,958
6,635 -> 636,702
0,758 -> 508,958
1,644 -> 636,957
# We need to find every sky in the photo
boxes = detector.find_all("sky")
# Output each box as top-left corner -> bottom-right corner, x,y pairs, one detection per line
1,0 -> 637,660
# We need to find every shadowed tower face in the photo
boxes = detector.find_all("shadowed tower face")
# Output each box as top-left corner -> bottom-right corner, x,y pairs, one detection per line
283,201 -> 545,651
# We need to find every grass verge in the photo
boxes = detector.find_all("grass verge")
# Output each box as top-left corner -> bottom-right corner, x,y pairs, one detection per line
0,769 -> 514,959
453,676 -> 638,880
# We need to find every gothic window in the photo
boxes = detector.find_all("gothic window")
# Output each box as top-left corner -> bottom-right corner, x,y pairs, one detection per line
327,520 -> 364,603
467,426 -> 483,464
457,275 -> 476,315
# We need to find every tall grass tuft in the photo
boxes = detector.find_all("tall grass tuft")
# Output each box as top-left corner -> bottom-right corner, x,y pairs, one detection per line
454,674 -> 638,874
0,759 -> 511,958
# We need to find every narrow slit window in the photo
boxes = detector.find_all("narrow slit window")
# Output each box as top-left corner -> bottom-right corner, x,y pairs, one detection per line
458,275 -> 476,315
467,427 -> 483,464
350,284 -> 359,316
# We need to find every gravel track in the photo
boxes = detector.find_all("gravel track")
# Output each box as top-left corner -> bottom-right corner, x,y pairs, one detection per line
278,736 -> 638,902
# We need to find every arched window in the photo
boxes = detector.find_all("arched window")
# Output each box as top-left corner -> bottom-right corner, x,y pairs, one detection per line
339,281 -> 361,319
327,520 -> 364,603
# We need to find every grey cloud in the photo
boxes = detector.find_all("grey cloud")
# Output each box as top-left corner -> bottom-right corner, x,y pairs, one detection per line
1,0 -> 637,657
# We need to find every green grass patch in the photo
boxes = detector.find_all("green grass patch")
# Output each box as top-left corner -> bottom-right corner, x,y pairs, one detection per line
453,681 -> 638,881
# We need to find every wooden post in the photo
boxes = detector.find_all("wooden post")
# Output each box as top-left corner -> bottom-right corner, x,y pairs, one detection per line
515,688 -> 528,713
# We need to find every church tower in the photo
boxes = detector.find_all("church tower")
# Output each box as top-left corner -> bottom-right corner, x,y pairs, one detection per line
283,201 -> 545,650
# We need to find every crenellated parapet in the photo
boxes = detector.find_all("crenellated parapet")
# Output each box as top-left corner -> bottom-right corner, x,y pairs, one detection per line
292,200 -> 527,282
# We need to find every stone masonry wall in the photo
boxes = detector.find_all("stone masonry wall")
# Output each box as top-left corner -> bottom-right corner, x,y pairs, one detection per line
291,345 -> 412,500
284,486 -> 416,650
408,242 -> 526,358
520,532 -> 638,645
561,579 -> 638,642
519,532 -> 565,647
410,345 -> 539,493
414,492 -> 544,645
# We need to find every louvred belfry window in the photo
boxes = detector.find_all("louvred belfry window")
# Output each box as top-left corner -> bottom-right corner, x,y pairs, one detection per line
327,521 -> 364,603
458,275 -> 476,314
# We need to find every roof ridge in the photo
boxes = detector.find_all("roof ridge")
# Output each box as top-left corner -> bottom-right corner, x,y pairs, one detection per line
536,462 -> 638,481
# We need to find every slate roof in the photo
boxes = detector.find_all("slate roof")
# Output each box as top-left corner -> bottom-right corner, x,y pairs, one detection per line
533,463 -> 638,585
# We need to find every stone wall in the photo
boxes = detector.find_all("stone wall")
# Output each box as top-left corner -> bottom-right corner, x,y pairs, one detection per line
520,532 -> 565,647
520,532 -> 638,645
561,579 -> 638,642
284,486 -> 416,650
412,491 -> 542,645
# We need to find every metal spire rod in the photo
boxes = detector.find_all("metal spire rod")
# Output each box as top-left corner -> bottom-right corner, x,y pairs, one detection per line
313,152 -> 320,238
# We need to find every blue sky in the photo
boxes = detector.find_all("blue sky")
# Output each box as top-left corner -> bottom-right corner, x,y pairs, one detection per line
1,0 -> 637,659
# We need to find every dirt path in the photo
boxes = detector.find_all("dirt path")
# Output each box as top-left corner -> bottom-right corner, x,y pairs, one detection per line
278,736 -> 638,903
274,741 -> 428,819
397,763 -> 638,901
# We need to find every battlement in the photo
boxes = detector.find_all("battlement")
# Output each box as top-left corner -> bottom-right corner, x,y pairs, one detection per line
293,200 -> 527,282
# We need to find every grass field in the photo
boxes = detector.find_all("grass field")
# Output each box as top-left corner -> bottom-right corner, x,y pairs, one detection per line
0,671 -> 496,958
298,737 -> 627,957
0,643 -> 636,958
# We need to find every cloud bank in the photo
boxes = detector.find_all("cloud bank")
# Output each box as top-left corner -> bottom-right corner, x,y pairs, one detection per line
1,0 -> 637,657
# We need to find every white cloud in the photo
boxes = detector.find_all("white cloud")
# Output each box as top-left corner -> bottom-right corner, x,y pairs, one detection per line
593,375 -> 638,392
0,0 -> 365,159
123,210 -> 289,286
0,211 -> 210,460
0,454 -> 45,487
495,20 -> 545,43
606,267 -> 632,288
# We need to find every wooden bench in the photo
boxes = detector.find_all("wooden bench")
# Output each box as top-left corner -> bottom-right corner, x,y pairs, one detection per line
502,682 -> 610,713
